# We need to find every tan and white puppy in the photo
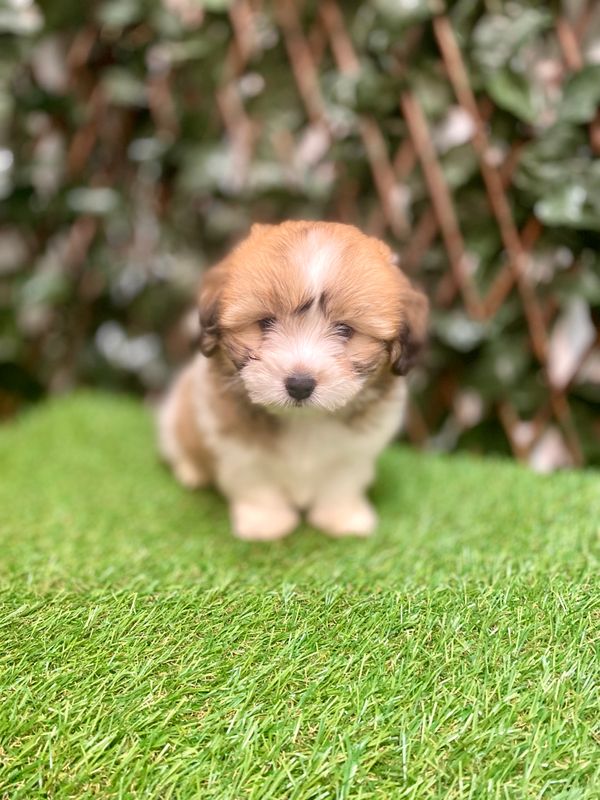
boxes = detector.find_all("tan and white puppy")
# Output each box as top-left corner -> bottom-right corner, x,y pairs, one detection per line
158,221 -> 428,541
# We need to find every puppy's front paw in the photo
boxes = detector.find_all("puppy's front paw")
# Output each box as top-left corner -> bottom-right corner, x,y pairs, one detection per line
309,497 -> 377,538
232,502 -> 299,542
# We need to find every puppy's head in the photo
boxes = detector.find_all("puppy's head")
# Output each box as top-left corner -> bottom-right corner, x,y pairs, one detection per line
199,221 -> 428,412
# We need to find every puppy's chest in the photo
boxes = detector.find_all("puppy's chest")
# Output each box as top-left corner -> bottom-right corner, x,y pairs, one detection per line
278,416 -> 355,466
268,417 -> 358,498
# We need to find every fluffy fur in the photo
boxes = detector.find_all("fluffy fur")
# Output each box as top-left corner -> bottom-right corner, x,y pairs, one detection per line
158,221 -> 428,540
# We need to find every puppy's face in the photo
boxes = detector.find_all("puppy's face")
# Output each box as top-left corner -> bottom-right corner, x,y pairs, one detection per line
199,222 -> 428,412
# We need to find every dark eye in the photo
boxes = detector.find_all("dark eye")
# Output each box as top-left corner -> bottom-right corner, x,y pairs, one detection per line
258,317 -> 276,332
334,323 -> 354,339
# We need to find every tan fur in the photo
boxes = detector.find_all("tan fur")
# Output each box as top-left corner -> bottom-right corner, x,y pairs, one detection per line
159,221 -> 428,540
168,365 -> 214,485
205,355 -> 279,444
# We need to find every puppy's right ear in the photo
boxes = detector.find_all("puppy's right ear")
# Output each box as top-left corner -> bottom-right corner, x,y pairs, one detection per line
198,262 -> 228,357
389,279 -> 429,376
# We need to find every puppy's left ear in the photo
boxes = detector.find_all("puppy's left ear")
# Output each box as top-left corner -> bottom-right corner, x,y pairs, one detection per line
389,279 -> 429,376
197,261 -> 228,357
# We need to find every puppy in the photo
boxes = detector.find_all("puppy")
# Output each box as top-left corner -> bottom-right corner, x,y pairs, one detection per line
158,221 -> 428,540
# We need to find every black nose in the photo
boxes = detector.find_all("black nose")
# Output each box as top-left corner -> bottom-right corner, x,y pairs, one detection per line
285,373 -> 316,401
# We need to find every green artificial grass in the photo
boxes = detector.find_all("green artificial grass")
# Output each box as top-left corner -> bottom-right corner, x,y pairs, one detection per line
1,394 -> 598,799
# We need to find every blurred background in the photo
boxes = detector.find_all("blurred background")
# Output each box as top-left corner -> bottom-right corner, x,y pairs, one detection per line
1,0 -> 599,471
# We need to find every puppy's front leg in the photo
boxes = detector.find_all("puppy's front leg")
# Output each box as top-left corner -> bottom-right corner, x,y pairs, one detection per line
230,487 -> 299,542
308,464 -> 378,538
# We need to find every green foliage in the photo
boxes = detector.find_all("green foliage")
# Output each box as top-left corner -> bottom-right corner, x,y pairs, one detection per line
0,0 -> 599,465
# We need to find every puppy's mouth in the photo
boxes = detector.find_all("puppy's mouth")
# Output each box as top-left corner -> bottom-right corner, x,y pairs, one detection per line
258,395 -> 326,415
275,397 -> 315,412
290,398 -> 313,410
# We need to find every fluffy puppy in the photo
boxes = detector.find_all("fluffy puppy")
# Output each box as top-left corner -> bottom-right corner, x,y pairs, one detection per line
158,221 -> 428,540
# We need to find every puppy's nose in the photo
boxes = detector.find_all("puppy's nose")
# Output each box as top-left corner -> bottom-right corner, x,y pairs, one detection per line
285,373 -> 316,401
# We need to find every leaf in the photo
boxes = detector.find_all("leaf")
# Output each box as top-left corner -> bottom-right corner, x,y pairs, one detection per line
433,311 -> 487,352
67,188 -> 119,215
472,7 -> 553,72
372,0 -> 442,29
468,334 -> 532,397
484,69 -> 536,123
19,270 -> 70,307
0,4 -> 43,35
96,0 -> 143,28
101,68 -> 147,107
515,124 -> 595,205
558,65 -> 600,124
534,181 -> 600,231
412,69 -> 454,120
353,62 -> 399,115
440,143 -> 480,189
198,0 -> 232,10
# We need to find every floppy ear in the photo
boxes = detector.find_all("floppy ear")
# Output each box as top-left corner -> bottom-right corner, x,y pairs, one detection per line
389,279 -> 429,376
197,262 -> 228,357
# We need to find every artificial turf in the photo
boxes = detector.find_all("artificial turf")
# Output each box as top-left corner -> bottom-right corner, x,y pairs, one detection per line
0,393 -> 598,799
